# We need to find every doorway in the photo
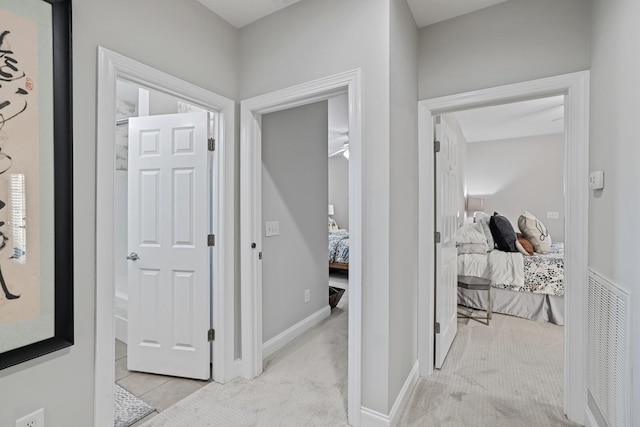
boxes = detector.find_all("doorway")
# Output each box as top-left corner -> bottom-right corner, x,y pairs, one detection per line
417,71 -> 589,425
94,48 -> 235,426
240,70 -> 363,425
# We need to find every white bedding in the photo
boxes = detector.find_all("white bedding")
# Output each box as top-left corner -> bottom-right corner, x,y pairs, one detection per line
458,251 -> 524,288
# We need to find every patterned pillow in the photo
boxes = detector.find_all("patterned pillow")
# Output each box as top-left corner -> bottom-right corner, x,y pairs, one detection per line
517,211 -> 551,253
476,216 -> 494,251
489,212 -> 518,252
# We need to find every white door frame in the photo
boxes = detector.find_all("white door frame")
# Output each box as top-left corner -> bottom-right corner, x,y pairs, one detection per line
417,71 -> 590,425
240,69 -> 362,426
94,47 -> 235,427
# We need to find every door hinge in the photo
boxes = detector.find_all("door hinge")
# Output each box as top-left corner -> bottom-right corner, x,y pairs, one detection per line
435,322 -> 440,334
435,231 -> 441,244
208,234 -> 215,246
208,137 -> 215,151
434,140 -> 441,153
208,328 -> 215,341
258,251 -> 262,260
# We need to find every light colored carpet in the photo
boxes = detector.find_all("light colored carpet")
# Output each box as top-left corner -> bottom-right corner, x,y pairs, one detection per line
114,384 -> 155,427
140,288 -> 572,427
141,293 -> 349,426
398,313 -> 577,427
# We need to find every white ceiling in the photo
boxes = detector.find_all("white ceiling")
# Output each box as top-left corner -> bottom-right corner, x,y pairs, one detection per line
198,0 -> 511,29
197,0 -> 304,28
453,96 -> 565,143
407,0 -> 510,28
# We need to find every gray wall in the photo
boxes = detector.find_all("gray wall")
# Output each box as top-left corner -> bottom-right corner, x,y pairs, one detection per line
465,134 -> 565,242
0,0 -> 239,425
261,102 -> 329,342
240,0 -> 395,412
328,156 -> 349,229
388,0 -> 419,410
590,0 -> 640,425
418,0 -> 592,99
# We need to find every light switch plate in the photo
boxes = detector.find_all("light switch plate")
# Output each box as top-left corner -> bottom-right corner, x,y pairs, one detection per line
265,221 -> 280,237
547,212 -> 560,219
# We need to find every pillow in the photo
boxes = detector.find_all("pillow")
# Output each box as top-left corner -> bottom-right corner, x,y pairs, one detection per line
476,216 -> 494,251
457,242 -> 488,255
328,217 -> 339,233
516,235 -> 534,256
455,223 -> 487,245
489,212 -> 518,252
474,211 -> 490,223
517,211 -> 551,253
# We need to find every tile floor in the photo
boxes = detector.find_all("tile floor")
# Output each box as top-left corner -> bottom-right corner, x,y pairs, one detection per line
115,340 -> 209,426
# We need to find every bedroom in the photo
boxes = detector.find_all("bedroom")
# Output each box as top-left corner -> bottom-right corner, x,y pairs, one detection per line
432,94 -> 567,416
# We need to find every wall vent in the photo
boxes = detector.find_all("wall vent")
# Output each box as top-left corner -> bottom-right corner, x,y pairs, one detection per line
587,268 -> 631,427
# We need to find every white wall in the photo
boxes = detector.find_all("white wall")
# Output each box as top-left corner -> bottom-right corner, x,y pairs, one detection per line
418,0 -> 592,100
240,0 -> 394,413
388,0 -> 419,411
261,101 -> 329,342
0,1 -> 238,425
464,134 -> 565,242
328,156 -> 349,229
589,0 -> 640,425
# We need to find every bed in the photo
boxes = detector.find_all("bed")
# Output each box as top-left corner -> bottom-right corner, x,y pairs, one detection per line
328,218 -> 349,270
457,243 -> 565,325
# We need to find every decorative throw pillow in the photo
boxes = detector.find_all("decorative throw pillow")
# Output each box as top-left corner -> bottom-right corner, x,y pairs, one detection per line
489,212 -> 518,252
476,216 -> 494,251
455,223 -> 487,245
517,211 -> 551,253
516,235 -> 534,256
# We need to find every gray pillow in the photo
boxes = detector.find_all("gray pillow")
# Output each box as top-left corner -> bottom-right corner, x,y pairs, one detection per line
489,212 -> 518,252
476,216 -> 494,251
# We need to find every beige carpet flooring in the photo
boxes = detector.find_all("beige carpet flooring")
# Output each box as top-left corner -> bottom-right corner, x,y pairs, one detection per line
141,292 -> 574,427
398,313 -> 577,427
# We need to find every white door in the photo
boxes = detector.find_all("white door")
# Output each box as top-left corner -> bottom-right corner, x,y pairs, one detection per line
434,115 -> 459,369
127,112 -> 212,380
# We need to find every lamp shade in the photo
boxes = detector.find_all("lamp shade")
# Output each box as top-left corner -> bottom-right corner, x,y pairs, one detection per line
466,197 -> 484,213
328,204 -> 335,216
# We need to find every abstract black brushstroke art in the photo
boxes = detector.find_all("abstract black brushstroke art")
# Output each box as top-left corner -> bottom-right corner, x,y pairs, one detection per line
0,0 -> 73,371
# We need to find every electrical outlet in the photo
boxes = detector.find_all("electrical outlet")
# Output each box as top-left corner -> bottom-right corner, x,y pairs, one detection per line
547,211 -> 560,219
16,408 -> 44,427
304,289 -> 310,303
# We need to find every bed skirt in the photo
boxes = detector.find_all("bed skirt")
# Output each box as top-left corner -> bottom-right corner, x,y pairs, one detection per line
457,287 -> 564,326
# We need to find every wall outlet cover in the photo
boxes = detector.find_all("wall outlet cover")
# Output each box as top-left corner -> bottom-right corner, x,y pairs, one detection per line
16,408 -> 44,427
265,221 -> 280,237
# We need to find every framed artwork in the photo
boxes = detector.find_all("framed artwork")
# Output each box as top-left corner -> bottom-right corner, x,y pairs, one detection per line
0,0 -> 73,370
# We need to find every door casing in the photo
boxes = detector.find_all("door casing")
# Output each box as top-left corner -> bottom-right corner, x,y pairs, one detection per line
240,70 -> 363,426
417,71 -> 590,425
94,47 -> 235,427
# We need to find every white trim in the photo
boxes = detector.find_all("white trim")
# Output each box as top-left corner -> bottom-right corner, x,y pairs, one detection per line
585,406 -> 600,427
262,305 -> 331,359
389,361 -> 420,427
114,315 -> 127,344
94,47 -> 235,427
240,69 -> 363,426
360,408 -> 390,427
417,71 -> 590,425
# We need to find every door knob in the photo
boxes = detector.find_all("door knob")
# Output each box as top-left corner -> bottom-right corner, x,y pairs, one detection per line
126,252 -> 140,261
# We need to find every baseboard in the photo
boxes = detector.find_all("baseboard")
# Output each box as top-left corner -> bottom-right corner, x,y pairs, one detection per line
262,305 -> 331,359
584,406 -> 599,427
389,360 -> 419,426
360,360 -> 420,427
115,315 -> 127,344
360,407 -> 389,427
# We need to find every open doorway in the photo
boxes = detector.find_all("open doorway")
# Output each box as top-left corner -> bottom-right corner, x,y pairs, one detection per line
424,95 -> 569,424
111,79 -> 216,424
417,71 -> 589,425
240,70 -> 363,425
94,48 -> 236,427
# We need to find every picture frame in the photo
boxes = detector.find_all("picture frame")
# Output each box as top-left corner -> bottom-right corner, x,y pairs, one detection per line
0,0 -> 73,370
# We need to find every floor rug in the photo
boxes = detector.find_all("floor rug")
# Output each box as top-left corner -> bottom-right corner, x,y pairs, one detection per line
114,383 -> 154,427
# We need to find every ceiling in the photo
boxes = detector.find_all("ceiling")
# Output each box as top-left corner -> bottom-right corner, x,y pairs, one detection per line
198,0 -> 511,29
453,96 -> 565,143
